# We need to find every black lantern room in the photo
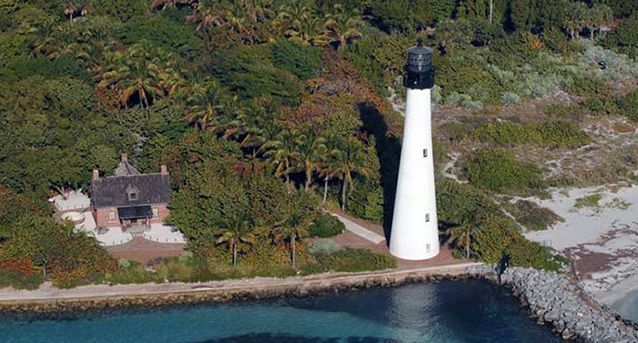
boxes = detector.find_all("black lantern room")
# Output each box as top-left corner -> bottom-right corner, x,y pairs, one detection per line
403,39 -> 435,90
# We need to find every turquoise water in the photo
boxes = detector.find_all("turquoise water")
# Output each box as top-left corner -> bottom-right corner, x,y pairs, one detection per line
1,279 -> 562,343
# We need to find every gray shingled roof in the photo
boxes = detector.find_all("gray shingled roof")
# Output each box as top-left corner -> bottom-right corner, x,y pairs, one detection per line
91,173 -> 170,209
113,161 -> 141,176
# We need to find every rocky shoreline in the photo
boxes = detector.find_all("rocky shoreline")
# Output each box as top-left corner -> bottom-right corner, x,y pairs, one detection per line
469,265 -> 638,343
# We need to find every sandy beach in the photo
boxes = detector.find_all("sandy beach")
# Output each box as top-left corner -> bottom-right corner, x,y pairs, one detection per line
522,185 -> 638,321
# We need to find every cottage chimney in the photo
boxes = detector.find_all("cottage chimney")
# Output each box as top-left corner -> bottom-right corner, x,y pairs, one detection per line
160,165 -> 168,175
92,169 -> 99,181
121,153 -> 128,162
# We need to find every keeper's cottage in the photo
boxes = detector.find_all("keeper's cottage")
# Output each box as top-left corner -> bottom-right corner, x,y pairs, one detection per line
90,153 -> 170,230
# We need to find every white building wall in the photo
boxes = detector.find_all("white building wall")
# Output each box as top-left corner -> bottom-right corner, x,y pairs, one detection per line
389,88 -> 440,260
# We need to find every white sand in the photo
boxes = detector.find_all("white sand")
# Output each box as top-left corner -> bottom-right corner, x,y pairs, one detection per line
524,186 -> 638,250
521,185 -> 638,321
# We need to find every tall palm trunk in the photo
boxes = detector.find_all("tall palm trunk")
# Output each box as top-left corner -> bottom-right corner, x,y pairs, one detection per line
465,234 -> 470,259
291,233 -> 297,269
232,242 -> 238,267
322,178 -> 329,204
341,173 -> 347,210
304,166 -> 311,191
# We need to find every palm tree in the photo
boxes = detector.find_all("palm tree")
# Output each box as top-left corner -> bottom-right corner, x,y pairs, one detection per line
318,134 -> 341,204
187,0 -> 225,32
261,128 -> 300,189
273,211 -> 310,269
334,136 -> 371,210
215,213 -> 256,267
565,2 -> 588,39
297,125 -> 326,191
319,4 -> 362,50
274,1 -> 320,45
185,80 -> 229,130
446,221 -> 480,259
96,43 -> 164,108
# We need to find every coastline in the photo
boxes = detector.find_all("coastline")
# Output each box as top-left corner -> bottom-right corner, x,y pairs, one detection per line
522,185 -> 638,323
0,262 -> 479,314
2,262 -> 637,342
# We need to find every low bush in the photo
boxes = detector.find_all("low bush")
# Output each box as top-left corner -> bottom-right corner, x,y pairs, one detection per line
303,248 -> 397,274
308,240 -> 341,255
574,194 -> 603,209
270,40 -> 321,81
464,149 -> 543,193
471,120 -> 590,148
501,92 -> 521,105
505,200 -> 564,231
308,214 -> 345,238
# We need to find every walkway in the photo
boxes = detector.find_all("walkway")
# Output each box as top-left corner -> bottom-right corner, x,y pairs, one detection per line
331,212 -> 386,244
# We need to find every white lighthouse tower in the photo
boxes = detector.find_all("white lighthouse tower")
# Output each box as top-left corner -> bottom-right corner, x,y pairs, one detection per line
389,39 -> 440,261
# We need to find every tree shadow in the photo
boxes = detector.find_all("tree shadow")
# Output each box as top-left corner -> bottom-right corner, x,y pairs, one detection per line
357,103 -> 401,243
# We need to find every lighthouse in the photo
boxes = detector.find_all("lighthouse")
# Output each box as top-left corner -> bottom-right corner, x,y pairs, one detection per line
389,39 -> 439,261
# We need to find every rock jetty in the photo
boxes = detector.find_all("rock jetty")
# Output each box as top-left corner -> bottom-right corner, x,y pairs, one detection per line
469,265 -> 638,343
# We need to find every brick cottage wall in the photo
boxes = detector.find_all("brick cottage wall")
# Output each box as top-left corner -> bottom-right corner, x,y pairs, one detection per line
93,204 -> 169,227
150,203 -> 169,224
93,207 -> 119,228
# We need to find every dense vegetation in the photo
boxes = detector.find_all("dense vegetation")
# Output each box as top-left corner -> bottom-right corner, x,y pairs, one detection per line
1,0 -> 637,286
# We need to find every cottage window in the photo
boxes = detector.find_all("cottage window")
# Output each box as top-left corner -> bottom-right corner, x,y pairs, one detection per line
129,192 -> 138,201
108,211 -> 115,222
152,207 -> 159,218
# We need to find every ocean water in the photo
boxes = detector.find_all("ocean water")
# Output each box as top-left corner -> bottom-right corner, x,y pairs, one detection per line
1,279 -> 562,343
612,290 -> 638,323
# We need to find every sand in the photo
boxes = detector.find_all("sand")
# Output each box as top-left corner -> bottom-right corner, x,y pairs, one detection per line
521,185 -> 638,321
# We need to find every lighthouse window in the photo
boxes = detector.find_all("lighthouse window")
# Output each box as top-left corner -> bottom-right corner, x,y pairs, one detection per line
425,213 -> 430,222
426,244 -> 431,253
423,149 -> 428,157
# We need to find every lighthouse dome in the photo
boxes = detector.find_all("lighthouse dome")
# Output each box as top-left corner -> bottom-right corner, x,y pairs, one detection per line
407,40 -> 432,73
403,39 -> 435,90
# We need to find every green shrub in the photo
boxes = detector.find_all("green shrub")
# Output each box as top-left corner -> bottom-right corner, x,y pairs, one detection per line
501,92 -> 520,105
537,120 -> 591,147
107,262 -> 161,285
121,15 -> 201,59
308,240 -> 341,255
617,90 -> 638,122
212,47 -> 302,105
602,17 -> 638,59
0,270 -> 43,290
506,200 -> 564,231
473,213 -> 563,271
270,40 -> 321,80
465,149 -> 543,193
574,193 -> 603,209
118,258 -> 131,268
303,248 -> 396,274
471,120 -> 590,148
308,214 -> 345,238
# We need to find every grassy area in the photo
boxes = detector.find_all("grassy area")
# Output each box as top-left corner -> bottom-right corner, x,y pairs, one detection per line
503,199 -> 564,231
574,194 -> 603,209
105,246 -> 396,286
